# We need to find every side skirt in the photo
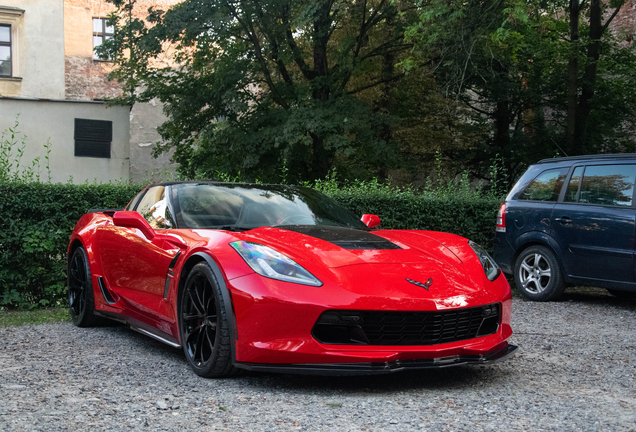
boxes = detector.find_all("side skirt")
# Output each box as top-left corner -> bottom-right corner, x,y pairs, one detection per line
94,310 -> 181,349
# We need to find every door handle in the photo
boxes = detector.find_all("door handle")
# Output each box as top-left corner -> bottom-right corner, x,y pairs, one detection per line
555,217 -> 572,224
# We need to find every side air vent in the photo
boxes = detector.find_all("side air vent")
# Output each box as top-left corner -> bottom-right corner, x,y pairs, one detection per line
97,276 -> 116,305
163,251 -> 181,299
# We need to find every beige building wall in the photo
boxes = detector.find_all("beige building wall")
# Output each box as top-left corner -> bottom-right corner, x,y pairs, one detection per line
0,0 -> 65,98
63,0 -> 179,181
0,98 -> 130,183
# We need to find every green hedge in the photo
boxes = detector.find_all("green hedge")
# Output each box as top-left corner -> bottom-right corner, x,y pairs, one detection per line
0,182 -> 501,309
0,182 -> 139,308
323,188 -> 501,249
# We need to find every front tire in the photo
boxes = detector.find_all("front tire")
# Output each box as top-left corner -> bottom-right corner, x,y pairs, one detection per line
514,246 -> 566,301
178,262 -> 237,378
68,246 -> 101,327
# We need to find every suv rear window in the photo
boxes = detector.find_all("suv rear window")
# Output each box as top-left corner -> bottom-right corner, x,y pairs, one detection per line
518,168 -> 568,201
565,164 -> 636,206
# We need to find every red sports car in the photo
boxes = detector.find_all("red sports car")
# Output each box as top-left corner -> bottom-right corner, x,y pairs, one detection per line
67,182 -> 516,377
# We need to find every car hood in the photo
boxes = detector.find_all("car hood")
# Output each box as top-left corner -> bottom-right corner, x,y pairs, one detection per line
232,226 -> 495,307
235,226 -> 466,268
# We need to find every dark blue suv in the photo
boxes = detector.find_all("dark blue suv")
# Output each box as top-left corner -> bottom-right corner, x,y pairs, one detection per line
494,154 -> 636,301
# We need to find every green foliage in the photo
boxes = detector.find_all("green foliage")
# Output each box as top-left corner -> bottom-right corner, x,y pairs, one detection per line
0,182 -> 139,309
0,308 -> 70,326
0,117 -> 52,184
405,0 -> 636,182
1,117 -> 504,308
314,172 -> 502,251
99,0 -> 449,183
0,178 -> 502,309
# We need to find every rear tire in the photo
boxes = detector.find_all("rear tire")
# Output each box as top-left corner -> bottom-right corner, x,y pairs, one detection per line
607,289 -> 636,299
178,262 -> 239,378
68,247 -> 102,327
514,246 -> 566,301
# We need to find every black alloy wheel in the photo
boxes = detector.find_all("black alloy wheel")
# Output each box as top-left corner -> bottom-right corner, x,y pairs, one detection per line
68,247 -> 100,327
179,262 -> 238,378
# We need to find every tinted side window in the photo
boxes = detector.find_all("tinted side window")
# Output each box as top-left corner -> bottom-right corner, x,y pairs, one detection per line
518,168 -> 568,201
576,164 -> 636,206
135,186 -> 175,229
564,166 -> 584,202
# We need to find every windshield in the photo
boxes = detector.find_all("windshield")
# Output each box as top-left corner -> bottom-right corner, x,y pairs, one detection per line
170,183 -> 368,231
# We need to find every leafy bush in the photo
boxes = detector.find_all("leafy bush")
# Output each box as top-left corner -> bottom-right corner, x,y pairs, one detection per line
0,179 -> 501,309
315,174 -> 502,250
0,182 -> 139,308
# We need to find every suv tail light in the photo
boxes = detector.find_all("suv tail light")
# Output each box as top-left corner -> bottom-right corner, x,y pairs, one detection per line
496,202 -> 506,232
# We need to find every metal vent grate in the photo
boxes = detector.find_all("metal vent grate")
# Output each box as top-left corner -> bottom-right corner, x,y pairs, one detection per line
74,118 -> 112,158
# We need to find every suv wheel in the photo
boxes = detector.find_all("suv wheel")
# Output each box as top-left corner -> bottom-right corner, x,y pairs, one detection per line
514,246 -> 566,301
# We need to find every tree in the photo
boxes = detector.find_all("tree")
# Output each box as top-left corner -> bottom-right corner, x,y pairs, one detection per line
406,0 -> 636,182
566,0 -> 626,154
102,0 -> 421,182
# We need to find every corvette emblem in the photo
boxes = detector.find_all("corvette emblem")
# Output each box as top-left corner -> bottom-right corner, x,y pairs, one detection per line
406,277 -> 433,291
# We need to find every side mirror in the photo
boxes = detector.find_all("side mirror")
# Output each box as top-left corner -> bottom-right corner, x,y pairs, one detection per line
113,211 -> 156,240
361,214 -> 381,229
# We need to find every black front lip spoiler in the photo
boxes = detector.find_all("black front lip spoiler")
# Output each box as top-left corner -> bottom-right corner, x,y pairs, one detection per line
234,343 -> 518,376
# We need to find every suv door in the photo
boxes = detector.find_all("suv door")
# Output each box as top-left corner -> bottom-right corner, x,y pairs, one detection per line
552,163 -> 636,285
506,167 -> 569,250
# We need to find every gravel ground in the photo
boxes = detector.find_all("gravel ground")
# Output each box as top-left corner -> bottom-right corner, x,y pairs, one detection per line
1,288 -> 635,432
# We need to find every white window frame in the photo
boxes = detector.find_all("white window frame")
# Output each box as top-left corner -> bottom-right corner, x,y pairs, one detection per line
92,17 -> 114,61
0,6 -> 23,79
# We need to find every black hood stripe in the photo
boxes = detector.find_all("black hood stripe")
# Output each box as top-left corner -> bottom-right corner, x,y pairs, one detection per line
278,226 -> 402,250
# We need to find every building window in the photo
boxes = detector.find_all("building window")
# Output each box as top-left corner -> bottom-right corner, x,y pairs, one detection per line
74,118 -> 112,158
0,24 -> 11,77
93,18 -> 114,60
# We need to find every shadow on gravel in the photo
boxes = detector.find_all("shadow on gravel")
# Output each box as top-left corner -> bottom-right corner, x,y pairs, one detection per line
536,286 -> 636,311
239,364 -> 513,395
95,323 -> 516,393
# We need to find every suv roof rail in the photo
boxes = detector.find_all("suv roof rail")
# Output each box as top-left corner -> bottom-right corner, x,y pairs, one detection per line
536,153 -> 636,164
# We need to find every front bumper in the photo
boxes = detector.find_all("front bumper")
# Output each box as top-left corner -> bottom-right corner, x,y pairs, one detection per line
234,342 -> 518,375
229,272 -> 514,365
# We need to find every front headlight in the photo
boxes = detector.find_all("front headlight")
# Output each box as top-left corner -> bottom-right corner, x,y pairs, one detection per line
468,240 -> 501,281
230,241 -> 323,286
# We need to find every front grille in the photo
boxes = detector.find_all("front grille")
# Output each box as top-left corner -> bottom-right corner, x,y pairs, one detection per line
312,304 -> 500,346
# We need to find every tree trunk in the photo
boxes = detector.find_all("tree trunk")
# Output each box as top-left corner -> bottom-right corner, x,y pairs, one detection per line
312,4 -> 331,102
494,99 -> 511,152
377,15 -> 395,180
309,3 -> 332,178
566,0 -> 580,154
575,0 -> 618,154
309,132 -> 331,179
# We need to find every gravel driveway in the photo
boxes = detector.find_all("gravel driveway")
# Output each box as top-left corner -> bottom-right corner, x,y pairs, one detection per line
1,288 -> 635,432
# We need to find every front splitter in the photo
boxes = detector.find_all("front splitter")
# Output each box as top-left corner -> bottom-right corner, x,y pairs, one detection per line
234,342 -> 518,376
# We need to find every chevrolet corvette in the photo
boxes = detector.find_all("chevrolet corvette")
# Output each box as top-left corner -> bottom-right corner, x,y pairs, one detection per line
67,182 -> 516,377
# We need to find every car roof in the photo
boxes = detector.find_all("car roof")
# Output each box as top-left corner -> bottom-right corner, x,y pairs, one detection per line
536,153 -> 636,164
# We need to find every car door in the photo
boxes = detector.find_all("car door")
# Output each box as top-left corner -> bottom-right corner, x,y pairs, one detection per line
506,166 -> 569,249
551,163 -> 636,284
97,185 -> 180,323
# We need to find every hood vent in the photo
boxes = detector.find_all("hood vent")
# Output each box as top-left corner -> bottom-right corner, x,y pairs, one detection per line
279,226 -> 401,250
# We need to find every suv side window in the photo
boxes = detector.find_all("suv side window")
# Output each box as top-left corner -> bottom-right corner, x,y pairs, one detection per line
518,168 -> 568,201
565,164 -> 636,206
